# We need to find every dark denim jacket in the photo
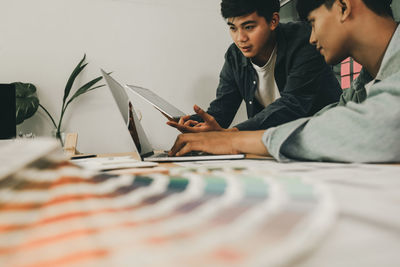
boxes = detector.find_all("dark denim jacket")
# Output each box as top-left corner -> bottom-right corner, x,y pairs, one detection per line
192,22 -> 342,130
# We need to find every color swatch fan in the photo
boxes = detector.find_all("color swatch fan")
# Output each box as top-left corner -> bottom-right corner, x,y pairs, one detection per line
0,161 -> 336,267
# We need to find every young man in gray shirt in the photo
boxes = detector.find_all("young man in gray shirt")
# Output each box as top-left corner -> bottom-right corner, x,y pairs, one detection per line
169,0 -> 400,163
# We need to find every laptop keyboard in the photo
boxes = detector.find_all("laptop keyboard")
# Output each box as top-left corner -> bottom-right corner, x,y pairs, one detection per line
157,151 -> 211,157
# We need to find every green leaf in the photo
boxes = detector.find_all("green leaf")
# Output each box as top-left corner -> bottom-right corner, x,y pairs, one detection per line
65,80 -> 105,108
38,104 -> 57,129
62,54 -> 87,105
13,82 -> 40,125
14,82 -> 36,97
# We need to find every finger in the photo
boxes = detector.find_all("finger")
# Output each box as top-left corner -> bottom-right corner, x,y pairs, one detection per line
167,121 -> 179,128
176,139 -> 212,156
175,143 -> 193,157
169,134 -> 187,156
178,115 -> 192,125
175,142 -> 199,157
169,134 -> 197,156
184,120 -> 199,127
193,105 -> 215,123
167,121 -> 199,133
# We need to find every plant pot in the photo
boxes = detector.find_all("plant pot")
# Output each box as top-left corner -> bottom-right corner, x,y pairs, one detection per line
51,129 -> 65,147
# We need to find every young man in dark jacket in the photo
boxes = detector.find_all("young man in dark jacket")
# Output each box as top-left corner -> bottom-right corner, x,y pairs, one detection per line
167,0 -> 342,133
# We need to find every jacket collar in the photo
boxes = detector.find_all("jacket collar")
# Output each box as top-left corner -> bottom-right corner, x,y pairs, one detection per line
274,24 -> 286,69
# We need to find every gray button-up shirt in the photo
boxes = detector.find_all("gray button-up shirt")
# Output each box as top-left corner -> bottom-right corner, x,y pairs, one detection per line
263,25 -> 400,163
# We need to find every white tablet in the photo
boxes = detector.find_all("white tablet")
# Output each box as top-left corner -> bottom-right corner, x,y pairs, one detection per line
126,85 -> 186,121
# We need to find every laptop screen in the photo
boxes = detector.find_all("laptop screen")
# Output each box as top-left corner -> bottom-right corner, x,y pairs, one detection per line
101,70 -> 154,157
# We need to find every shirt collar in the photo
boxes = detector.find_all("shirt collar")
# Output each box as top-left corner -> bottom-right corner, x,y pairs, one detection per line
375,24 -> 400,81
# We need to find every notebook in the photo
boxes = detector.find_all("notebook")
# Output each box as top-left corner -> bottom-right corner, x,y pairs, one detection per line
101,69 -> 245,162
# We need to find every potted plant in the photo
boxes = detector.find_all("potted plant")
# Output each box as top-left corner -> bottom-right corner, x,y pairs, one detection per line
15,54 -> 105,146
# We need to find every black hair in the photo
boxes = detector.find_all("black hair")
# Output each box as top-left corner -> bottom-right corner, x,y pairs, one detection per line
296,0 -> 334,20
221,0 -> 280,22
296,0 -> 393,21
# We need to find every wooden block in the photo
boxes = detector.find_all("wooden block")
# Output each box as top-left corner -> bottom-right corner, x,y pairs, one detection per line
64,133 -> 78,157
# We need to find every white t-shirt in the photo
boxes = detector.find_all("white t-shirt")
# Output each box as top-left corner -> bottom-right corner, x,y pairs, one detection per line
251,46 -> 281,107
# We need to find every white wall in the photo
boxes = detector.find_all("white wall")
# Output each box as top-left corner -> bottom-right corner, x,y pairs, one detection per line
0,0 -> 247,154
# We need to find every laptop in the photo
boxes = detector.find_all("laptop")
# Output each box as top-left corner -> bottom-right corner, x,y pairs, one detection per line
101,69 -> 245,162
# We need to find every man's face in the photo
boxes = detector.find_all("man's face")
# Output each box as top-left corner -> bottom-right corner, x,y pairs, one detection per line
228,12 -> 276,62
307,3 -> 348,65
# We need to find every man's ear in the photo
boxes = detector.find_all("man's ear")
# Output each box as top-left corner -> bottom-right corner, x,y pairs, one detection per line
337,0 -> 351,22
270,12 -> 280,30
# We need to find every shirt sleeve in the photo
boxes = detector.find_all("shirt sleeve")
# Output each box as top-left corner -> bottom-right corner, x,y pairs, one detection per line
263,76 -> 400,163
